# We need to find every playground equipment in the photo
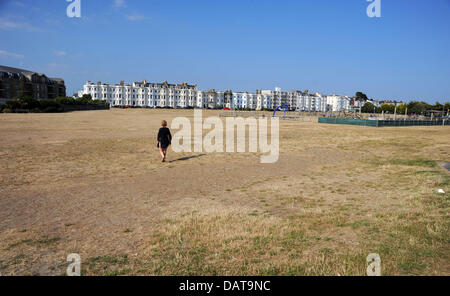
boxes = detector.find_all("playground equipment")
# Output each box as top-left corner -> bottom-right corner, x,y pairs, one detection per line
218,106 -> 316,122
273,105 -> 290,119
319,117 -> 450,127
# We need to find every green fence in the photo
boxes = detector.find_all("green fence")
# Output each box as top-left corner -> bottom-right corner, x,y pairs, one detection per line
318,117 -> 450,127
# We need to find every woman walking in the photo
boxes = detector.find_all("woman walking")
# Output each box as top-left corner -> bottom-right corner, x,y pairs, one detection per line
157,120 -> 172,162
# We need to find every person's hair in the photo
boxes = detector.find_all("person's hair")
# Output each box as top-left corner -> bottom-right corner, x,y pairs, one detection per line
161,120 -> 168,127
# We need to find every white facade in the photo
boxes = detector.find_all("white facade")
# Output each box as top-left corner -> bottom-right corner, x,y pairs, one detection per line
196,90 -> 207,108
79,81 -> 197,108
261,88 -> 289,110
326,95 -> 351,112
256,91 -> 272,110
78,81 -> 355,112
233,92 -> 258,109
294,92 -> 341,112
195,89 -> 225,109
232,92 -> 243,109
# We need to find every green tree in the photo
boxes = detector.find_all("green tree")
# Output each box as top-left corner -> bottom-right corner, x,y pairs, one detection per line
77,94 -> 93,105
380,103 -> 395,114
432,101 -> 443,111
55,96 -> 77,105
407,101 -> 431,115
361,102 -> 376,113
396,103 -> 407,115
444,102 -> 450,114
355,92 -> 368,102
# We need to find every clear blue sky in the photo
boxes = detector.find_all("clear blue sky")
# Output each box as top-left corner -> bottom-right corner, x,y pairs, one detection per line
1,0 -> 449,103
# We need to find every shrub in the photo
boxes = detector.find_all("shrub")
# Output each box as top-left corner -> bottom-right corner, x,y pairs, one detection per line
39,100 -> 63,113
39,99 -> 61,111
5,99 -> 21,110
89,99 -> 109,107
55,97 -> 77,105
19,96 -> 40,109
3,95 -> 112,113
76,94 -> 93,105
5,96 -> 42,111
42,106 -> 60,113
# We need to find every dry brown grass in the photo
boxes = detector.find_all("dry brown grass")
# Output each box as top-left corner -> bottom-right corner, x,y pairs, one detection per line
0,109 -> 449,276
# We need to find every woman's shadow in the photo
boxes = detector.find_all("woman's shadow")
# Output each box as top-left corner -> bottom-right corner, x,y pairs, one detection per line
169,154 -> 206,163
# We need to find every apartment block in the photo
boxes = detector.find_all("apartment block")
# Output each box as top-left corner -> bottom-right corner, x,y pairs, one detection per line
78,80 -> 354,112
0,65 -> 66,104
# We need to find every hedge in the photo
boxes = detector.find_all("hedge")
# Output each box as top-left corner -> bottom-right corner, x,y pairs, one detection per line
3,96 -> 109,113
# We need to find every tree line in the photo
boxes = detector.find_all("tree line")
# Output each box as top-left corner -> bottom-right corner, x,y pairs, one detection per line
355,92 -> 449,115
361,101 -> 450,115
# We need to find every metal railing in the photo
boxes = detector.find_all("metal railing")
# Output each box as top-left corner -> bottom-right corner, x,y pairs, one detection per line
319,117 -> 450,127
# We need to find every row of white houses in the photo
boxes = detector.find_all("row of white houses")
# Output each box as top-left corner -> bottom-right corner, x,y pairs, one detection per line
77,81 -> 353,112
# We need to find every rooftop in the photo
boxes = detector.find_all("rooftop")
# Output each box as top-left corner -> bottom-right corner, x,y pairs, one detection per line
0,65 -> 64,82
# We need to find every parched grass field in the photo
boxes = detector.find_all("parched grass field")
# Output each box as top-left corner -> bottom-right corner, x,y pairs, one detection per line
0,109 -> 448,276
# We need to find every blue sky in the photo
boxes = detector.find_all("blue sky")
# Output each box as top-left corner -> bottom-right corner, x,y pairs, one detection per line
1,0 -> 449,103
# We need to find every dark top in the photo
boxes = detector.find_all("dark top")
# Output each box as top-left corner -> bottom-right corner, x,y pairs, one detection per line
157,127 -> 172,149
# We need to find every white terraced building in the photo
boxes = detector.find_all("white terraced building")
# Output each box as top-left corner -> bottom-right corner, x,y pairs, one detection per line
326,95 -> 351,112
78,81 -> 198,108
256,91 -> 272,110
78,81 -> 353,112
197,89 -> 225,109
230,92 -> 258,110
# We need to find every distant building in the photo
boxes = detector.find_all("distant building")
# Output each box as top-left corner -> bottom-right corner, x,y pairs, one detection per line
326,95 -> 351,112
255,89 -> 272,110
77,80 -> 365,112
79,80 -> 197,108
0,65 -> 66,104
261,87 -> 288,110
